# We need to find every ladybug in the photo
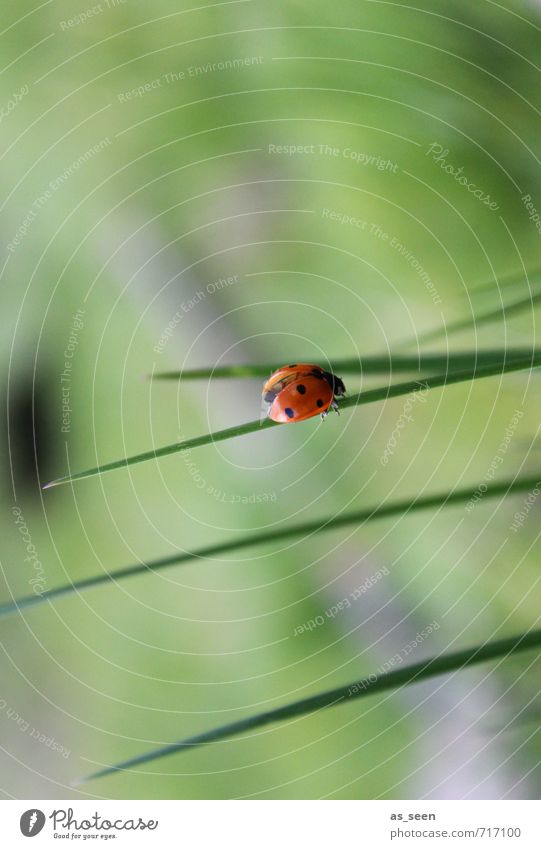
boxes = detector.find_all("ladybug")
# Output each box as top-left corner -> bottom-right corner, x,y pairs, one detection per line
262,363 -> 346,423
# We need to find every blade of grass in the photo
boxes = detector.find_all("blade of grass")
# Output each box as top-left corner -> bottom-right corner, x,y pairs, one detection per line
78,627 -> 541,782
405,290 -> 541,348
43,417 -> 277,489
470,266 -> 541,296
5,473 -> 541,620
44,351 -> 541,488
152,348 -> 540,380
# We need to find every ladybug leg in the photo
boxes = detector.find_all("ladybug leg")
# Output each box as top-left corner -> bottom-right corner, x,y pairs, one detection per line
321,400 -> 340,421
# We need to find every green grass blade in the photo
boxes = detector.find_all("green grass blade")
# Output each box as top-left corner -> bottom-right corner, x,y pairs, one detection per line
42,418 -> 278,489
407,291 -> 541,348
5,473 -> 541,620
470,266 -> 541,296
79,627 -> 541,782
44,351 -> 541,488
152,348 -> 540,381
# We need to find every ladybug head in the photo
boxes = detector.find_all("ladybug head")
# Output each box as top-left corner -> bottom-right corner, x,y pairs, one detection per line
332,374 -> 346,397
321,370 -> 346,397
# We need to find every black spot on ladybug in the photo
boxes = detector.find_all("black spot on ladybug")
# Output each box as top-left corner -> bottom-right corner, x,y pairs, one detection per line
288,363 -> 297,368
285,407 -> 295,418
296,384 -> 306,394
316,399 -> 324,408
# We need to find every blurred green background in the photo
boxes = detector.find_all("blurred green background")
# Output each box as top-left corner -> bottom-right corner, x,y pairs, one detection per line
1,0 -> 540,799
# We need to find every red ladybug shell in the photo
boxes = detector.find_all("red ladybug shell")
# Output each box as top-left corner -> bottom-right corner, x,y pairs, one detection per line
262,363 -> 324,399
267,374 -> 335,423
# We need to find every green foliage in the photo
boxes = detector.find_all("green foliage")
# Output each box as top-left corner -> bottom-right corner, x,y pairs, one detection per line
81,627 -> 541,782
44,349 -> 541,488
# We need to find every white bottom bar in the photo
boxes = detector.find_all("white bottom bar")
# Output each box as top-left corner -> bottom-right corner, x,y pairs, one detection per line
1,800 -> 540,848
